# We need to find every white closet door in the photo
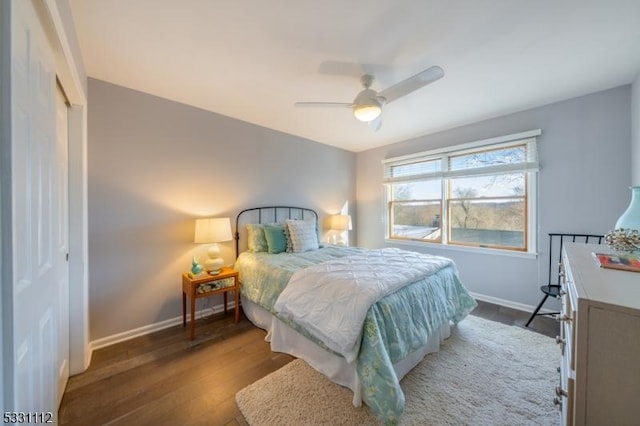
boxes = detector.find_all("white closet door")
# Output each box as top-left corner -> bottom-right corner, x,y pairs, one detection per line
11,0 -> 66,419
55,83 -> 70,406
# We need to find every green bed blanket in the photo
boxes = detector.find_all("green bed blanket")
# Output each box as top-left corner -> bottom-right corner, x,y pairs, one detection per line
234,246 -> 476,424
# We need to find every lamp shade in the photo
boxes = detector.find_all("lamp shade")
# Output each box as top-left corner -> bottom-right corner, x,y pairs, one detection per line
194,217 -> 232,243
329,214 -> 352,231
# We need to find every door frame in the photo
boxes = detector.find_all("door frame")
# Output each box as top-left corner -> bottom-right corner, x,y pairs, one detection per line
1,0 -> 90,409
41,0 -> 91,376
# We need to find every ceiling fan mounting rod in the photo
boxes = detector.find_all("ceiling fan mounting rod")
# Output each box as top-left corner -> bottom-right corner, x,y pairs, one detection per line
360,74 -> 374,89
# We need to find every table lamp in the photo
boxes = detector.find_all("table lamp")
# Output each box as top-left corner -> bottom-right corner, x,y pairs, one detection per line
329,214 -> 352,246
194,217 -> 232,274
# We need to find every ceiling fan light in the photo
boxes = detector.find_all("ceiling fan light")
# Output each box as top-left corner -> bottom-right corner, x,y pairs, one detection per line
353,104 -> 381,122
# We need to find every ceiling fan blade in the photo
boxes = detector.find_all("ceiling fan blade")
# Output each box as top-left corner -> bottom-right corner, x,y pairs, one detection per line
294,102 -> 353,108
378,65 -> 444,104
369,115 -> 382,132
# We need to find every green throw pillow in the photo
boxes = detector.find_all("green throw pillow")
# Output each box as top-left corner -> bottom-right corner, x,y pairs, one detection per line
264,224 -> 287,254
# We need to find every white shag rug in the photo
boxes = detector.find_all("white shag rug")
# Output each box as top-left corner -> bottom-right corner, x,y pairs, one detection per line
236,315 -> 559,425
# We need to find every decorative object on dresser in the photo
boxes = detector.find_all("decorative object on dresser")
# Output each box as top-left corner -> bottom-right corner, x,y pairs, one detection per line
194,217 -> 233,274
614,185 -> 640,231
182,266 -> 239,340
557,243 -> 640,425
604,228 -> 640,253
593,252 -> 640,272
327,214 -> 352,246
526,233 -> 603,327
604,185 -> 640,253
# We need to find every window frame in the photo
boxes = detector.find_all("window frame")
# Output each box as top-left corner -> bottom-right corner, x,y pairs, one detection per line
383,130 -> 540,254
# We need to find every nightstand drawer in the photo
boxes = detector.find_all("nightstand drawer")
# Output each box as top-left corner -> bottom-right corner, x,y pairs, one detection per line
196,277 -> 235,294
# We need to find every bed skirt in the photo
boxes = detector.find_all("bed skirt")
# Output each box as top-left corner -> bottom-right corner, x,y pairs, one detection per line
241,294 -> 451,407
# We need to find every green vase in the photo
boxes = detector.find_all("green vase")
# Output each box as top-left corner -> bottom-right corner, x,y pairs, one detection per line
615,186 -> 640,231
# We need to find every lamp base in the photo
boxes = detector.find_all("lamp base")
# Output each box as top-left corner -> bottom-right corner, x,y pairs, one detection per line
331,232 -> 347,246
203,243 -> 224,274
203,257 -> 224,275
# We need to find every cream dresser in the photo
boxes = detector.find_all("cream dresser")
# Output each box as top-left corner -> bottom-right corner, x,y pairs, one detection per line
557,243 -> 640,425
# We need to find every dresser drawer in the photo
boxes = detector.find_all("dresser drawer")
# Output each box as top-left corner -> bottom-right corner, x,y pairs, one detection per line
560,257 -> 578,371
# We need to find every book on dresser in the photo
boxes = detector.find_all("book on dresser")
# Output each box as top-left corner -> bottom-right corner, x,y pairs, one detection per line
592,252 -> 640,272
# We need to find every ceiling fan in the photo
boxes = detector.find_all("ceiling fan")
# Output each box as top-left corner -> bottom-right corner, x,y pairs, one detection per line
295,65 -> 444,131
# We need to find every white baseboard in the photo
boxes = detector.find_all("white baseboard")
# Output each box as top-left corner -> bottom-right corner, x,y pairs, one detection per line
90,301 -> 237,351
89,292 -> 552,352
469,291 -> 557,315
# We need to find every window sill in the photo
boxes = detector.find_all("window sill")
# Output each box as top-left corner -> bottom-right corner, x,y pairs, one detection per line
384,238 -> 538,259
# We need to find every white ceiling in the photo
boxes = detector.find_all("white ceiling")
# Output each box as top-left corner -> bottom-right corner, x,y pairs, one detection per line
69,0 -> 640,152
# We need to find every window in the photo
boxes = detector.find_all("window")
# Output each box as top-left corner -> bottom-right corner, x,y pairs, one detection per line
383,130 -> 540,252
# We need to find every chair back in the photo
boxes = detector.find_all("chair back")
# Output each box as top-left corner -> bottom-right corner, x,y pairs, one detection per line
547,233 -> 603,286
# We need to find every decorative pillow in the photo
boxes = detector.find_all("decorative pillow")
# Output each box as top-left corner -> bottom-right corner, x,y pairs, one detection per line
283,223 -> 293,253
263,224 -> 287,254
286,218 -> 319,252
246,224 -> 268,252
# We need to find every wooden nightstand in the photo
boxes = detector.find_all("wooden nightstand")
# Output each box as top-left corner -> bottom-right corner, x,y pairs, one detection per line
182,266 -> 240,340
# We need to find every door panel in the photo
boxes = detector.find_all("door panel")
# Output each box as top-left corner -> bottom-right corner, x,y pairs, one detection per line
14,341 -> 33,411
38,309 -> 55,411
10,0 -> 64,418
13,104 -> 31,292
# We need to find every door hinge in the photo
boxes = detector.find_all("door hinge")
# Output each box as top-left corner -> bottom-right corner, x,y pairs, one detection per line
66,253 -> 69,262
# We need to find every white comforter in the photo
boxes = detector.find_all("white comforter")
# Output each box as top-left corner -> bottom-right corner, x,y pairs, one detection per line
273,247 -> 454,362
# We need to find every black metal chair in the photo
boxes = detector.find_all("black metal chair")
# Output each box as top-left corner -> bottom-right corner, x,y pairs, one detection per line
525,233 -> 603,327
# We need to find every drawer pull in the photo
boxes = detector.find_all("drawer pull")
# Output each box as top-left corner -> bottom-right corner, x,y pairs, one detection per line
555,385 -> 568,398
559,290 -> 567,297
553,396 -> 562,408
555,336 -> 565,345
560,314 -> 572,322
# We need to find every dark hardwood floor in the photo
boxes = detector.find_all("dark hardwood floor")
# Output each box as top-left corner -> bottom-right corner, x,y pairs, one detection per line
58,301 -> 558,425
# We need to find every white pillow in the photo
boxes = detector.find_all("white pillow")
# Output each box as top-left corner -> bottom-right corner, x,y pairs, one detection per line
285,218 -> 319,252
283,224 -> 293,253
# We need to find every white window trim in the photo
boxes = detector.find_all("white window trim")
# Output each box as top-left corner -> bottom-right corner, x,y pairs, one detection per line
382,129 -> 541,166
382,129 -> 541,254
385,237 -> 539,259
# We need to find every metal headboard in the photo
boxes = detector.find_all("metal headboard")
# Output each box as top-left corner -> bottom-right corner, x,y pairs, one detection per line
235,206 -> 318,258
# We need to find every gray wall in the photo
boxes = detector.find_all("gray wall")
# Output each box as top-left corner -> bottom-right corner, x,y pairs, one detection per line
88,79 -> 356,341
356,86 -> 631,309
632,73 -> 640,185
88,79 -> 632,341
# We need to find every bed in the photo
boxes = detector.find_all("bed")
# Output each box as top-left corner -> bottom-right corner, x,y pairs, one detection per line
233,206 -> 476,424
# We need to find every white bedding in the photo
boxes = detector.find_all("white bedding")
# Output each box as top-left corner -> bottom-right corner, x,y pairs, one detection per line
273,248 -> 454,362
241,295 -> 451,407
